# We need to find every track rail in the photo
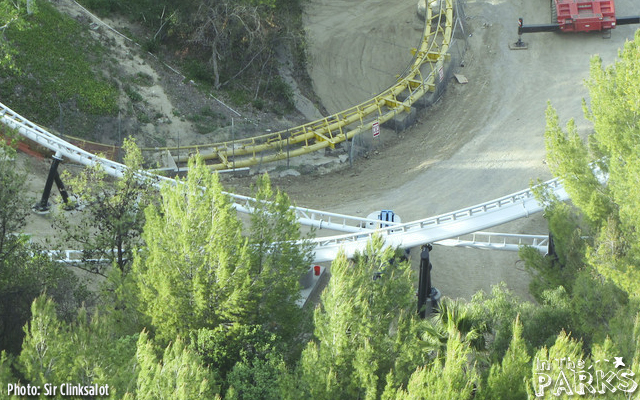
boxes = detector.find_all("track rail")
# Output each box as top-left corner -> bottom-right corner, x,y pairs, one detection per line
1,95 -> 568,263
140,0 -> 457,170
2,99 -> 566,263
47,232 -> 550,264
308,179 -> 567,262
435,231 -> 549,253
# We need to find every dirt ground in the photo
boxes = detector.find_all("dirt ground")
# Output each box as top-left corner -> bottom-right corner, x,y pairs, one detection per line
20,0 -> 639,302
268,0 -> 639,301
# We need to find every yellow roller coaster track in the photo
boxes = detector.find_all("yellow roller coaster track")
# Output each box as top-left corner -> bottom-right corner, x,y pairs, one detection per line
140,0 -> 455,170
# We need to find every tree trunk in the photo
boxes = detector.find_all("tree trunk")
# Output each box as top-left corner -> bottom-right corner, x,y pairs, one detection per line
211,43 -> 220,88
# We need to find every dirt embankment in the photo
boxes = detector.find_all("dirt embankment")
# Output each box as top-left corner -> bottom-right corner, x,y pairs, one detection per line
50,0 -> 311,149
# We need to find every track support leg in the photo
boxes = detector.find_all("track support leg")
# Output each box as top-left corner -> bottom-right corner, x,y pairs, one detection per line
418,244 -> 441,318
34,153 -> 73,213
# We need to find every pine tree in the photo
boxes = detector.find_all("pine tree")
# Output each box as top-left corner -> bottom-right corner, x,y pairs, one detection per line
544,31 -> 640,296
224,351 -> 288,400
300,237 -> 427,399
245,173 -> 313,342
133,156 -> 250,342
134,331 -> 219,399
478,315 -> 530,400
394,332 -> 478,400
529,330 -> 585,399
17,296 -> 138,398
133,157 -> 312,343
189,323 -> 282,394
0,350 -> 18,399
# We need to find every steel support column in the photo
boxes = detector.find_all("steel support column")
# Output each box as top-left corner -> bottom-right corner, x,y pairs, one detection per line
34,153 -> 72,212
418,243 -> 435,318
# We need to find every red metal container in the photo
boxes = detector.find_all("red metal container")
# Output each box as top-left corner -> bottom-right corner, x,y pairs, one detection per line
555,0 -> 617,32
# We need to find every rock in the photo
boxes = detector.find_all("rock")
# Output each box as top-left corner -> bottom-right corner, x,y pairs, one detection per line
279,168 -> 301,177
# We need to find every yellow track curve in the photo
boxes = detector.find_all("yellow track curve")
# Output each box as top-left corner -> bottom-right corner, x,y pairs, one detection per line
141,0 -> 456,170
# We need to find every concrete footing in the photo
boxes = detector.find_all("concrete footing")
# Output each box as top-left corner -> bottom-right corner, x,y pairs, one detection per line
427,287 -> 442,315
383,107 -> 417,131
397,91 -> 433,109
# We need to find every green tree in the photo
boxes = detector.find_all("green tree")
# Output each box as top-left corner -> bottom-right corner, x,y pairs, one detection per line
17,296 -> 138,398
544,30 -> 640,296
478,315 -> 530,400
393,332 -> 478,400
0,350 -> 18,399
607,302 -> 640,362
544,107 -> 612,228
133,157 -> 311,343
97,265 -> 147,338
133,331 -> 219,400
54,137 -> 156,275
0,134 -> 29,262
189,323 -> 282,395
245,173 -> 312,343
468,283 -> 573,362
133,157 -> 251,342
224,351 -> 288,400
529,331 -> 585,399
299,238 -> 428,400
569,268 -> 627,348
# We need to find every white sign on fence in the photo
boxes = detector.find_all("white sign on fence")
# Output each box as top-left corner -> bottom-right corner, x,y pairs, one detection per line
372,121 -> 380,138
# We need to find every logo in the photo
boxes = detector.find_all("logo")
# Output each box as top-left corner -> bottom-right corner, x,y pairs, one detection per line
533,357 -> 638,397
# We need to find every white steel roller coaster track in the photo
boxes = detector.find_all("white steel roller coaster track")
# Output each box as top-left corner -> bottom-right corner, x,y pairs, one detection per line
1,101 -> 568,263
0,0 -> 571,262
0,103 -> 390,232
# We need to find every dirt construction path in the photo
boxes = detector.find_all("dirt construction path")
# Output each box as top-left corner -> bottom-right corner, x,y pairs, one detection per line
271,0 -> 639,301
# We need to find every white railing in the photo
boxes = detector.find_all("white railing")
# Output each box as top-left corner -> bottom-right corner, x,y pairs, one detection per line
435,231 -> 549,253
307,179 -> 567,262
46,231 -> 549,265
2,101 -> 568,263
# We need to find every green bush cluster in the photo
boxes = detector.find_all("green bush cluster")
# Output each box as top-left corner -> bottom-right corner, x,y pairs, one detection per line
0,2 -> 118,133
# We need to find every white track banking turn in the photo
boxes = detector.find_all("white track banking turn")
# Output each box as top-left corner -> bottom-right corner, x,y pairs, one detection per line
1,102 -> 568,263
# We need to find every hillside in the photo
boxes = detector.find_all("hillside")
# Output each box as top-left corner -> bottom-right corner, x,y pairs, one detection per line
1,0 -> 316,151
